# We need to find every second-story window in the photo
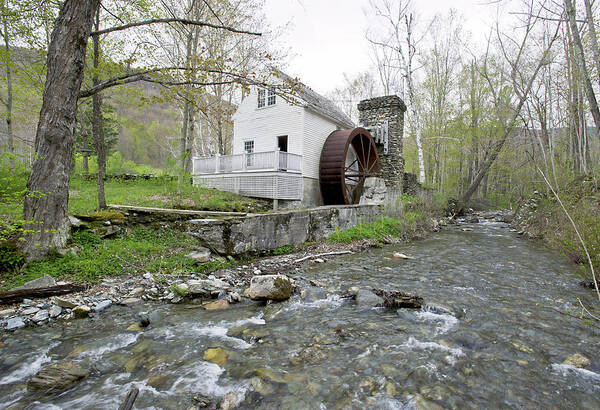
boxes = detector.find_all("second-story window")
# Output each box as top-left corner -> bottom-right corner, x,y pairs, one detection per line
267,87 -> 276,106
257,89 -> 265,108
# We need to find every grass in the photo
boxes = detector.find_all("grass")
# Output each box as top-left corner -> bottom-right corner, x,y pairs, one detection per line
327,194 -> 435,244
327,213 -> 429,244
0,228 -> 232,290
0,175 -> 264,219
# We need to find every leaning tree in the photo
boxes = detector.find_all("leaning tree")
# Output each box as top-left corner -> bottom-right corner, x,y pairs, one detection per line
20,0 -> 262,260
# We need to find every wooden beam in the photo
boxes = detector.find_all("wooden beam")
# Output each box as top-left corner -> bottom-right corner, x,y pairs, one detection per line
0,284 -> 88,305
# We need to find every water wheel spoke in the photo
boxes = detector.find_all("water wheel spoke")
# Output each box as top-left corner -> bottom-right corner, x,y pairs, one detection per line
345,159 -> 358,173
356,138 -> 366,170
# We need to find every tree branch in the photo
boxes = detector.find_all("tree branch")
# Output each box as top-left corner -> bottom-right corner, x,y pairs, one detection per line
89,18 -> 261,37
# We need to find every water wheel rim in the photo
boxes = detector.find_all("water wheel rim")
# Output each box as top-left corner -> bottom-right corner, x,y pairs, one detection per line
319,127 -> 381,205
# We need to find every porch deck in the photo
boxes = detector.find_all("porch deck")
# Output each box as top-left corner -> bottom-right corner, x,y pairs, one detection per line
192,151 -> 303,201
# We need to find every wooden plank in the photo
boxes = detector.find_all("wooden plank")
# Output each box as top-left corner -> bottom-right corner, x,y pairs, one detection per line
108,205 -> 247,217
0,284 -> 88,305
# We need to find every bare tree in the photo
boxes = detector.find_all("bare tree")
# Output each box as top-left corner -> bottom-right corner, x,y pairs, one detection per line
564,0 -> 600,136
460,2 -> 562,205
367,0 -> 426,184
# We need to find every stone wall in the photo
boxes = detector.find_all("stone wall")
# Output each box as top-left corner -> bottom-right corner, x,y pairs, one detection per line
357,96 -> 407,196
187,204 -> 382,255
403,172 -> 433,203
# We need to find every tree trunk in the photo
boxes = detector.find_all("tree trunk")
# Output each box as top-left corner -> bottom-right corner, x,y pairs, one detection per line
21,0 -> 99,261
405,14 -> 426,184
565,0 -> 600,137
82,139 -> 89,175
584,0 -> 600,90
180,26 -> 194,172
2,0 -> 14,168
92,7 -> 106,209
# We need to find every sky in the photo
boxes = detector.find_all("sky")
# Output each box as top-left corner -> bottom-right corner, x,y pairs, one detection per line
263,0 -> 500,96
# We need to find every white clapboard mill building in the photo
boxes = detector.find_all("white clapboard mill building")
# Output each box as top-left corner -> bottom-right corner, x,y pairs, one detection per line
192,70 -> 354,207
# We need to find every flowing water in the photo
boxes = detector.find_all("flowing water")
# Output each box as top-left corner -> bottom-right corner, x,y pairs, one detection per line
1,219 -> 599,409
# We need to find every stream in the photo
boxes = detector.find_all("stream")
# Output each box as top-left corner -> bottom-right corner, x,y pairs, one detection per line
1,218 -> 599,409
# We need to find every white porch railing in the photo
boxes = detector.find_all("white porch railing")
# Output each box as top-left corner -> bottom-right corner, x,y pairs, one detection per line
192,150 -> 302,175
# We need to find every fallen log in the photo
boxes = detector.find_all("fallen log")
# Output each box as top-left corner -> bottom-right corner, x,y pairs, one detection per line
371,288 -> 423,309
118,387 -> 139,410
0,284 -> 88,305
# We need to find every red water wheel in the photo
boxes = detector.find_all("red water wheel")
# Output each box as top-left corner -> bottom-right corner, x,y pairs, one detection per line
319,127 -> 381,205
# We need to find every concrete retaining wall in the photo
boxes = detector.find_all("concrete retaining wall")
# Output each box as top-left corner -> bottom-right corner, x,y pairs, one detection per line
187,204 -> 383,255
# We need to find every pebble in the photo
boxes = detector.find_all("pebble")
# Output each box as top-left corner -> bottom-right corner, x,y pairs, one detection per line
254,269 -> 262,274
32,310 -> 49,323
22,307 -> 40,315
129,287 -> 145,297
54,297 -> 77,309
143,272 -> 154,281
120,297 -> 142,306
137,312 -> 151,327
314,258 -> 325,263
0,308 -> 15,318
93,300 -> 112,312
49,305 -> 62,318
6,317 -> 26,331
228,291 -> 242,303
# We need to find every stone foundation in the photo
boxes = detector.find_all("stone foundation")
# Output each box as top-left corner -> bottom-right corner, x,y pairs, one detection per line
187,204 -> 382,255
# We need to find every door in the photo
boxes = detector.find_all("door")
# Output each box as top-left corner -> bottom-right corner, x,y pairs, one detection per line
277,136 -> 288,170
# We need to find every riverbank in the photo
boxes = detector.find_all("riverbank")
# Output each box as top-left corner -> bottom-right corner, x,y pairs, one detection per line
0,201 -> 446,332
511,177 -> 600,287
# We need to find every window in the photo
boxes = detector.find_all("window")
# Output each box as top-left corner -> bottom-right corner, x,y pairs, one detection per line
257,89 -> 265,108
267,87 -> 276,106
244,140 -> 254,167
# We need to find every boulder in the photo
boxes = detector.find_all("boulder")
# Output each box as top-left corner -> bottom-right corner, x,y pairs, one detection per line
354,289 -> 384,307
53,297 -> 77,309
72,305 -> 91,318
563,353 -> 591,369
57,246 -> 80,257
12,275 -> 56,291
171,283 -> 189,297
28,362 -> 89,391
203,347 -> 228,366
5,317 -> 25,331
204,300 -> 230,311
187,279 -> 230,296
186,247 -> 211,263
247,275 -> 293,301
68,215 -> 87,229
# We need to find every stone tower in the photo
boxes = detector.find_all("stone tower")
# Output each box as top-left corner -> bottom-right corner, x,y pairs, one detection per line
357,95 -> 406,203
